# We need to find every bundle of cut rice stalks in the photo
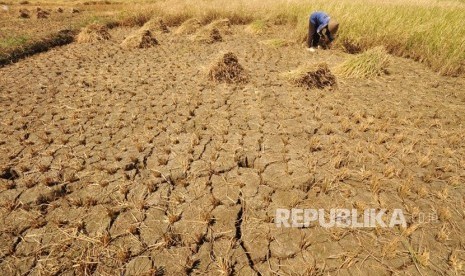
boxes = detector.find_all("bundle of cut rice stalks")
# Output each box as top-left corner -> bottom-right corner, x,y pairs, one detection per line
335,46 -> 390,78
208,52 -> 248,84
283,62 -> 337,90
76,24 -> 111,43
141,18 -> 170,33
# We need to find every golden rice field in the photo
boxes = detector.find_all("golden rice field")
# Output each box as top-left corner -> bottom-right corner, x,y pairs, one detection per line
1,0 -> 464,75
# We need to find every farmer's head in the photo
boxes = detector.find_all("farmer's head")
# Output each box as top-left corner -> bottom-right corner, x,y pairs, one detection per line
327,19 -> 339,41
320,19 -> 339,47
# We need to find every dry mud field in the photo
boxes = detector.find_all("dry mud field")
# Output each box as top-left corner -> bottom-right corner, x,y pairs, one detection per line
1,21 -> 465,275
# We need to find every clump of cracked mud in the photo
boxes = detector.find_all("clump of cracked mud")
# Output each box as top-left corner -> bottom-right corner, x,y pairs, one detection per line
121,29 -> 159,49
76,23 -> 111,43
287,62 -> 337,90
208,52 -> 248,84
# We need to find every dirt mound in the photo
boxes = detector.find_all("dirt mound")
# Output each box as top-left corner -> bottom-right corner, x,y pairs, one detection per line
335,46 -> 390,78
338,38 -> 363,54
205,18 -> 232,34
19,9 -> 29,18
191,18 -> 232,43
142,18 -> 170,33
175,18 -> 202,35
76,24 -> 111,43
36,8 -> 50,19
208,52 -> 248,83
284,63 -> 337,90
121,29 -> 158,49
192,27 -> 223,44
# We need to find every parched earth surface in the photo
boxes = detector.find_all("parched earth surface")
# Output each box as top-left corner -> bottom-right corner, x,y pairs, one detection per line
1,23 -> 465,275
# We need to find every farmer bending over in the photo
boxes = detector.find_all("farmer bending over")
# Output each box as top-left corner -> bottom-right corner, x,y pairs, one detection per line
307,11 -> 339,52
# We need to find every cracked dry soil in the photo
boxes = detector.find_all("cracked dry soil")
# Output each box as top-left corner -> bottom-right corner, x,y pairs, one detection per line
1,25 -> 465,275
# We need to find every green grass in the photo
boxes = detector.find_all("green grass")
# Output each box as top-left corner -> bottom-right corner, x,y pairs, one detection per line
0,35 -> 29,49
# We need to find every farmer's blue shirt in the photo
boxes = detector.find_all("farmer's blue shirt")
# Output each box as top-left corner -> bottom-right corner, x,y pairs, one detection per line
310,11 -> 330,33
